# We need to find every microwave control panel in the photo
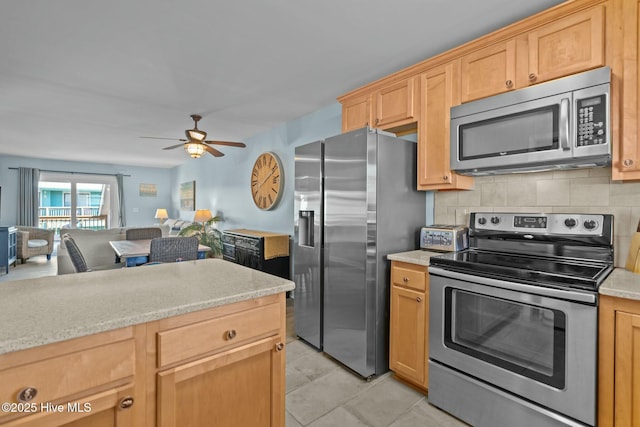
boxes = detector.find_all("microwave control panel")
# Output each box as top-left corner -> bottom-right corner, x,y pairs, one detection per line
577,94 -> 607,147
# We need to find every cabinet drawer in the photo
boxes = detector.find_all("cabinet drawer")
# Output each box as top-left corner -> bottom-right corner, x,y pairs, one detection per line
391,264 -> 426,292
157,302 -> 281,368
0,339 -> 135,407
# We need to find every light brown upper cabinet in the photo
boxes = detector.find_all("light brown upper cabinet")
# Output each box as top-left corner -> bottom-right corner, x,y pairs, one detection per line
418,62 -> 474,190
341,94 -> 371,133
526,6 -> 605,85
461,6 -> 605,103
461,40 -> 516,103
372,76 -> 419,130
614,0 -> 640,180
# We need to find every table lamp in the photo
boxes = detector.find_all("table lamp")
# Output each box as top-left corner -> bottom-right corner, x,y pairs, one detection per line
193,209 -> 212,224
154,208 -> 168,224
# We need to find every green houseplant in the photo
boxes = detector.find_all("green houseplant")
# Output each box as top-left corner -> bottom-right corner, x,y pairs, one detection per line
178,216 -> 223,258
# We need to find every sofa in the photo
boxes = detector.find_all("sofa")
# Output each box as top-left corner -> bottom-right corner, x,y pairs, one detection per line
57,228 -> 127,275
163,218 -> 194,236
16,226 -> 55,263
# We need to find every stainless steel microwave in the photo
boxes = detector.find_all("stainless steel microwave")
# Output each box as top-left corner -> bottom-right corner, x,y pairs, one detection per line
450,66 -> 611,176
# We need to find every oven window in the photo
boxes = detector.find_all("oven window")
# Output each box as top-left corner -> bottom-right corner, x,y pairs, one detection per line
459,105 -> 559,160
444,289 -> 565,389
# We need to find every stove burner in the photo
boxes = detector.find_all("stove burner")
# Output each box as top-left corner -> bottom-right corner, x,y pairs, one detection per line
430,249 -> 613,291
431,212 -> 615,292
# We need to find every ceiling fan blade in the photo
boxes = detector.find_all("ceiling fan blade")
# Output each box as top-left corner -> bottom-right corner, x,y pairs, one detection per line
140,136 -> 188,142
162,143 -> 185,150
204,140 -> 246,148
204,145 -> 225,157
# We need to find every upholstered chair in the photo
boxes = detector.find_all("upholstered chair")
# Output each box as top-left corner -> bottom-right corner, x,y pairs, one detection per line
16,226 -> 54,264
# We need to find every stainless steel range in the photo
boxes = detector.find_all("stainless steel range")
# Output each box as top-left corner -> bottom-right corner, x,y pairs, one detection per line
428,212 -> 614,427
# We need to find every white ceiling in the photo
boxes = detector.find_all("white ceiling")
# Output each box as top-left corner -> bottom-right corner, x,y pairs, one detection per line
0,0 -> 565,168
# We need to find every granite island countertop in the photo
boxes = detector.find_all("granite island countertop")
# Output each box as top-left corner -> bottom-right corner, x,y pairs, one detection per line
0,259 -> 294,355
389,250 -> 640,302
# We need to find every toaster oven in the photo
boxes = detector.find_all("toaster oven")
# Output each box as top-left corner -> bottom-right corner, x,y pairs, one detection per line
420,225 -> 469,252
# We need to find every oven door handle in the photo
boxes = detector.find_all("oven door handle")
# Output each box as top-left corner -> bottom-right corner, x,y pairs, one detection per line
428,266 -> 597,305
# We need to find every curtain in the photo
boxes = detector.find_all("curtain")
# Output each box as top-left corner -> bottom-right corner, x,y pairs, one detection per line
18,167 -> 40,226
116,173 -> 126,227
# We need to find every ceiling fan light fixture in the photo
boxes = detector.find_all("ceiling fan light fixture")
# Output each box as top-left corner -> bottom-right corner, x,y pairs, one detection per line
185,128 -> 207,141
184,142 -> 205,158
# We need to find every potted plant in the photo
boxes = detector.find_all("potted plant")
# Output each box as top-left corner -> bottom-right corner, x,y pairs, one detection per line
178,216 -> 223,258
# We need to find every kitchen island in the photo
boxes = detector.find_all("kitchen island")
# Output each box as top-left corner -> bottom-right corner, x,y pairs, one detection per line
0,259 -> 294,426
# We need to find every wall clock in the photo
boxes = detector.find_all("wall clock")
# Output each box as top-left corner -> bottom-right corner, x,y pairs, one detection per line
251,152 -> 284,210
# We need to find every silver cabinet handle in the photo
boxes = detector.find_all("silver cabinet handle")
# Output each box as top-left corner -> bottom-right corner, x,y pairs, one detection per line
119,396 -> 134,410
17,387 -> 37,402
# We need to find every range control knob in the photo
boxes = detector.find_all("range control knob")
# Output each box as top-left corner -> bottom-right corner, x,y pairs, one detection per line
583,220 -> 597,230
478,217 -> 487,225
564,218 -> 577,228
490,216 -> 500,225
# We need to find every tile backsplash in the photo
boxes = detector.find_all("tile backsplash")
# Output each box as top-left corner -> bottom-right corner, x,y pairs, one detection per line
434,167 -> 640,267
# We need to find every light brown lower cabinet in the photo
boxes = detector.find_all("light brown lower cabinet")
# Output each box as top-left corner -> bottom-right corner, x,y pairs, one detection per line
599,294 -> 640,427
0,327 -> 143,427
389,261 -> 429,391
0,293 -> 287,427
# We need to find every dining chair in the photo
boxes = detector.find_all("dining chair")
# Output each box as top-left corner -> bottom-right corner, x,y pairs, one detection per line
125,227 -> 163,241
62,234 -> 89,273
149,236 -> 199,263
62,234 -> 123,273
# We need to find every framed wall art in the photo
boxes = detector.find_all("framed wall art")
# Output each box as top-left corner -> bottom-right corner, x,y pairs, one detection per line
180,181 -> 195,210
139,183 -> 157,197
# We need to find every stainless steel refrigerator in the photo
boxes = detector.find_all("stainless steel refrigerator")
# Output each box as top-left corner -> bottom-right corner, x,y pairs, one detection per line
293,127 -> 425,378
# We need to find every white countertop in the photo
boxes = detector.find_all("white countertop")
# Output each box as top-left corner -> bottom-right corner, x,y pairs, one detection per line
0,259 -> 294,355
386,249 -> 446,266
599,268 -> 640,301
388,250 -> 640,302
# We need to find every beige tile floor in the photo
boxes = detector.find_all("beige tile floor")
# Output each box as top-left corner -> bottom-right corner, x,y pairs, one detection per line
1,255 -> 468,427
285,298 -> 468,426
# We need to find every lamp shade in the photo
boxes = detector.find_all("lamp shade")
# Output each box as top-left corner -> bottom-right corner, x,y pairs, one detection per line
184,142 -> 205,158
154,208 -> 168,220
193,209 -> 212,223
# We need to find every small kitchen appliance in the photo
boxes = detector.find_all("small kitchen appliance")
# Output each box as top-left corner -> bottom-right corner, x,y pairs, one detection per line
419,225 -> 468,252
428,212 -> 613,427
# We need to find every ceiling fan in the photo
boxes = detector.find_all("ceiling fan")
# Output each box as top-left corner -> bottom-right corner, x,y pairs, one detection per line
140,114 -> 246,158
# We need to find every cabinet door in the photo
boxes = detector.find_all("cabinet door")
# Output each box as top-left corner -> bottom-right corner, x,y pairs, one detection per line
418,62 -> 473,191
157,336 -> 284,427
2,385 -> 137,427
460,39 -> 516,103
527,6 -> 605,85
373,77 -> 418,129
615,0 -> 640,179
341,95 -> 371,133
614,311 -> 640,427
389,284 -> 427,389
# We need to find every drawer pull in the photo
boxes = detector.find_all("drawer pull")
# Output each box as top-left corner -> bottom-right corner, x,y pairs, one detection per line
416,297 -> 422,303
528,73 -> 537,82
403,277 -> 409,282
505,79 -> 513,88
17,387 -> 38,402
119,396 -> 134,410
275,342 -> 285,352
225,329 -> 237,340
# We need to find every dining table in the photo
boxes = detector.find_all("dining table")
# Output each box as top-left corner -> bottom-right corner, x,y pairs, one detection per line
109,238 -> 211,267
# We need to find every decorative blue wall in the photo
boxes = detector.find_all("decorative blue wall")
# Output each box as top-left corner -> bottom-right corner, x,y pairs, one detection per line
172,103 -> 344,234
